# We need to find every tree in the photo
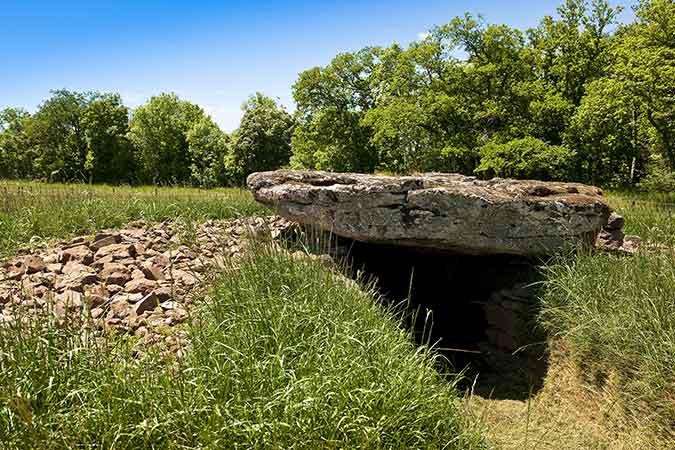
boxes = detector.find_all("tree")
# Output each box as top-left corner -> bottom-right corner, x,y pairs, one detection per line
226,93 -> 294,184
187,117 -> 229,188
528,0 -> 622,106
29,90 -> 92,181
128,93 -> 205,184
363,17 -> 538,174
291,49 -> 379,172
363,40 -> 478,174
612,0 -> 675,168
291,11 -> 593,176
565,78 -> 651,185
81,93 -> 135,183
2,0 -> 672,189
475,137 -> 575,180
292,109 -> 375,172
0,108 -> 33,178
3,91 -> 136,183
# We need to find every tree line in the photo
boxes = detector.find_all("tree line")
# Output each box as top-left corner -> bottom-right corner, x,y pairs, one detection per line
1,0 -> 673,189
0,91 -> 292,187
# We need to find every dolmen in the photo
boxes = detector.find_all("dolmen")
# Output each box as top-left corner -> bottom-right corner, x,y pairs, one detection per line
247,170 -> 628,256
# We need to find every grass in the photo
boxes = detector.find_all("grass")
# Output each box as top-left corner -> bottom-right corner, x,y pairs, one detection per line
535,191 -> 675,443
2,180 -> 674,447
460,190 -> 675,449
0,243 -> 487,449
0,180 -> 267,257
467,348 -> 668,450
605,190 -> 675,245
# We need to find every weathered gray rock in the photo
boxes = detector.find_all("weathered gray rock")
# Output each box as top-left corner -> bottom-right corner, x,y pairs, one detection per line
248,170 -> 614,256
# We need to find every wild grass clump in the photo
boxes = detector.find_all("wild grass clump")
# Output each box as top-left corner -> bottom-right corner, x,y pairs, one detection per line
0,244 -> 486,449
534,193 -> 675,441
539,248 -> 675,437
605,191 -> 675,245
0,181 -> 266,256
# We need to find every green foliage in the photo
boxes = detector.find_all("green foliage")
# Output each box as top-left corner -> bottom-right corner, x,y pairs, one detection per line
519,81 -> 575,144
362,39 -> 478,174
475,137 -> 575,180
291,49 -> 378,172
226,93 -> 294,183
289,0 -> 671,186
612,0 -> 675,168
528,0 -> 622,106
81,93 -> 135,183
128,93 -> 205,184
0,244 -> 486,449
292,109 -> 376,172
2,91 -> 136,184
0,108 -> 33,179
28,90 -> 92,181
2,0 -> 675,188
186,117 -> 229,188
638,154 -> 675,192
565,78 -> 650,185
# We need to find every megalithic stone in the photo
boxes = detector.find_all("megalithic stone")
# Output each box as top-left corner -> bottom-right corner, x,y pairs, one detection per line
247,170 -> 614,256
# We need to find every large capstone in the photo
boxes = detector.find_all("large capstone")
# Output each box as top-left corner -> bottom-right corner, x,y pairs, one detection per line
247,170 -> 613,256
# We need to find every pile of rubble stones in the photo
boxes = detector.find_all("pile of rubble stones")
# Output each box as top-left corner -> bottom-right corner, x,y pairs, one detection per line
0,216 -> 292,346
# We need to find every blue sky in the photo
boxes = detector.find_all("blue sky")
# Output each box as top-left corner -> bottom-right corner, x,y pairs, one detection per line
1,0 -> 634,131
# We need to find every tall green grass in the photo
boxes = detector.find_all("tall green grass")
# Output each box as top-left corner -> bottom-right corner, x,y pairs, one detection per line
0,244 -> 486,449
605,191 -> 675,245
0,181 -> 266,256
539,191 -> 675,438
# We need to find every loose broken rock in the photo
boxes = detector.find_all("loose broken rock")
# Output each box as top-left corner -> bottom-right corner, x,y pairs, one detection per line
91,234 -> 121,251
0,216 -> 294,350
134,293 -> 160,315
23,256 -> 46,274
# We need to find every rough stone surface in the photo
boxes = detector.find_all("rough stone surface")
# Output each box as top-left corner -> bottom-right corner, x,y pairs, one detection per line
0,216 -> 293,351
91,234 -> 121,251
60,245 -> 94,264
482,283 -> 536,352
594,212 -> 642,254
248,170 -> 615,256
23,256 -> 47,274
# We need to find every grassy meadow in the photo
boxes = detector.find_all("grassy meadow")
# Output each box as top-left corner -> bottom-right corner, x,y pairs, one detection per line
0,181 -> 266,256
0,241 -> 486,449
1,181 -> 675,448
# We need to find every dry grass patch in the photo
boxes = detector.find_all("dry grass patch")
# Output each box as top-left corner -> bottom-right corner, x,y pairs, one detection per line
466,346 -> 669,450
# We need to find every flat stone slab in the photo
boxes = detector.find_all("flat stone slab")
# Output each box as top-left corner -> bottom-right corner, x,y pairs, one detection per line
247,170 -> 613,256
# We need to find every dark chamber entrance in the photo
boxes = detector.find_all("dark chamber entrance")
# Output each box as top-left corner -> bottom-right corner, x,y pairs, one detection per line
342,239 -> 550,400
281,224 -> 550,400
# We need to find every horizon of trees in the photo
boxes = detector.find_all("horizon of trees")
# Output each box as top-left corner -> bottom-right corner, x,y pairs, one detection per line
1,0 -> 673,190
0,90 -> 293,187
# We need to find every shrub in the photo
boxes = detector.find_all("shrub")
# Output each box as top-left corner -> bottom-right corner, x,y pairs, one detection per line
475,137 -> 575,180
638,154 -> 675,192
